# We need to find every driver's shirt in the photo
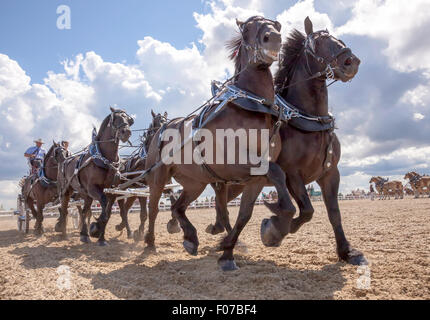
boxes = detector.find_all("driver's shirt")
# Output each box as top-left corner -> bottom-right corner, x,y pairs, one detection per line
25,146 -> 46,162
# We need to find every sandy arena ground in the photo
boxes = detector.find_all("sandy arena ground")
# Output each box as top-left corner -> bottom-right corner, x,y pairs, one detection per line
0,198 -> 429,300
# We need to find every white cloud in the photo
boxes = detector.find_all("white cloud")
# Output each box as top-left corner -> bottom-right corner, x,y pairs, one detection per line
276,0 -> 335,37
337,0 -> 430,74
0,180 -> 20,210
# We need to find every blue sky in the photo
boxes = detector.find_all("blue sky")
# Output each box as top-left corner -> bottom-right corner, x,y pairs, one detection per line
0,0 -> 206,83
1,0 -> 430,209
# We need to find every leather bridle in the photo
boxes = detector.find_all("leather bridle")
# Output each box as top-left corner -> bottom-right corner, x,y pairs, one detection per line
304,30 -> 352,81
238,16 -> 281,64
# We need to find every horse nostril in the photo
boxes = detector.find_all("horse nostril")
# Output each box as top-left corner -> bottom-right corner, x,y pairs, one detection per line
344,57 -> 353,66
263,34 -> 269,43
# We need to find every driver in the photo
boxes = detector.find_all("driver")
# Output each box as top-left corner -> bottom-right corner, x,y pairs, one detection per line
24,138 -> 46,175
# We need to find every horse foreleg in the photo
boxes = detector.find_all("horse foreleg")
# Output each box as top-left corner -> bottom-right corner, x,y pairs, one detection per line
219,183 -> 263,271
261,162 -> 296,247
287,173 -> 315,234
35,202 -> 45,235
171,182 -> 207,256
144,186 -> 163,249
317,168 -> 367,265
55,190 -> 71,238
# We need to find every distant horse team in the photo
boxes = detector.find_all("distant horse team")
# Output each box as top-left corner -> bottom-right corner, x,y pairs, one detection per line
369,172 -> 430,200
18,15 -> 374,271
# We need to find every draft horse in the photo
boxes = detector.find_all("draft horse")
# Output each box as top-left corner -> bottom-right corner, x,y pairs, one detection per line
21,142 -> 69,234
55,107 -> 134,245
208,17 -> 367,266
137,16 -> 295,271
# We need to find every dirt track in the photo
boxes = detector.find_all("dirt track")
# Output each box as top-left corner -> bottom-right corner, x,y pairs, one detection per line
0,198 -> 429,300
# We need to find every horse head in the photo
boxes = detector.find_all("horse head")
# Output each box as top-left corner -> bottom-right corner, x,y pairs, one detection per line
231,16 -> 282,69
302,16 -> 361,83
52,141 -> 69,165
109,106 -> 134,143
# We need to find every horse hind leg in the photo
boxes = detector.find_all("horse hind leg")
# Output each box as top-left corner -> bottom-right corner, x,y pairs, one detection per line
133,196 -> 148,242
166,192 -> 181,234
116,197 -> 134,238
206,183 -> 239,235
80,198 -> 93,243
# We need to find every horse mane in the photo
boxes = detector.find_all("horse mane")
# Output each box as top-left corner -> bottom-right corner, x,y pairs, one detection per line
226,33 -> 243,74
275,29 -> 306,90
96,114 -> 112,140
43,144 -> 55,167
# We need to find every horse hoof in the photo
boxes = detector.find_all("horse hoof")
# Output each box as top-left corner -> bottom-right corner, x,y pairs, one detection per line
133,230 -> 144,243
97,240 -> 108,247
343,249 -> 368,266
260,218 -> 283,247
54,222 -> 63,233
115,224 -> 124,232
218,259 -> 239,272
127,231 -> 133,240
80,235 -> 91,243
89,222 -> 101,238
205,224 -> 224,235
34,228 -> 44,236
167,219 -> 181,234
183,240 -> 198,256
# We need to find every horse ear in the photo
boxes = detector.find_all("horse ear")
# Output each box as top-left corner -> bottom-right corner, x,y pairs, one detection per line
274,21 -> 282,32
53,140 -> 57,146
304,16 -> 313,36
164,111 -> 168,118
110,106 -> 116,113
236,19 -> 245,30
151,109 -> 156,118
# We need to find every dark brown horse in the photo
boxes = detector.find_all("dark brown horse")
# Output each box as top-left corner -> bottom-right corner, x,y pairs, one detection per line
208,17 -> 367,266
137,16 -> 296,271
55,107 -> 134,245
21,142 -> 69,234
115,111 -> 175,239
